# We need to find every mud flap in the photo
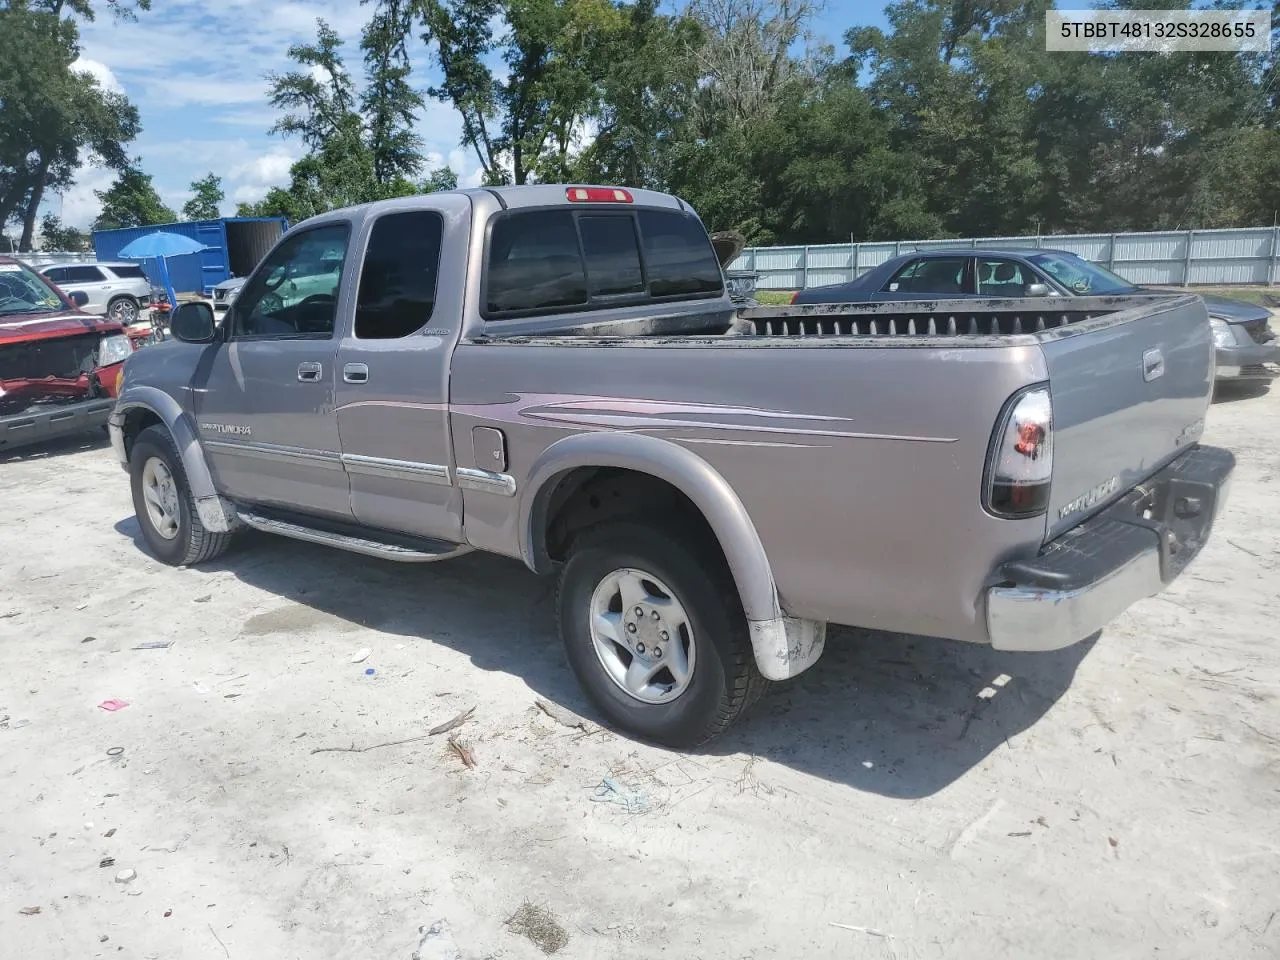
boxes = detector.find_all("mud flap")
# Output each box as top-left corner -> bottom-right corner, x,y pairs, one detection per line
748,617 -> 827,681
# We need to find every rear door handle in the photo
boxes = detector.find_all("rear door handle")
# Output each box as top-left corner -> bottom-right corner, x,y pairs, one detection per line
297,361 -> 323,382
343,363 -> 369,384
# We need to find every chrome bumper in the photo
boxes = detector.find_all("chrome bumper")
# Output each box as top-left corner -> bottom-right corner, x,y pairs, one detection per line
987,445 -> 1234,652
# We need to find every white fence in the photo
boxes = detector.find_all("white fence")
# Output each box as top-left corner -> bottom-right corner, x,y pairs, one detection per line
16,251 -> 98,266
729,226 -> 1280,290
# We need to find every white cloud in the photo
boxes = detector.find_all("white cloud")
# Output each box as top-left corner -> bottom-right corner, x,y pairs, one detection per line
44,0 -> 500,230
53,165 -> 118,230
71,57 -> 123,95
227,150 -> 302,206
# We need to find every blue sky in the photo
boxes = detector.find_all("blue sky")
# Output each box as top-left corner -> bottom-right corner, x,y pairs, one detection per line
54,0 -> 890,228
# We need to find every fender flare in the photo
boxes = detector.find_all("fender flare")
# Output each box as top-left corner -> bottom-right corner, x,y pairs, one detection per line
114,386 -> 236,532
518,431 -> 782,624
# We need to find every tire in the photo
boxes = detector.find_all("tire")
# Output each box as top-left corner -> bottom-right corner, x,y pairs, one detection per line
129,424 -> 234,566
107,295 -> 140,325
556,522 -> 767,747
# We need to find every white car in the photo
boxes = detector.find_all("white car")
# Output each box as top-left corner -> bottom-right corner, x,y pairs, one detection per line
38,261 -> 151,324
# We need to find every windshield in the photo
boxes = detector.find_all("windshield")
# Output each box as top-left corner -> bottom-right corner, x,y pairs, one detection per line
0,261 -> 67,316
1028,252 -> 1139,295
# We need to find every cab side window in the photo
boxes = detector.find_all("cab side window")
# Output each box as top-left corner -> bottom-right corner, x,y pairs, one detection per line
233,224 -> 350,339
355,212 -> 444,339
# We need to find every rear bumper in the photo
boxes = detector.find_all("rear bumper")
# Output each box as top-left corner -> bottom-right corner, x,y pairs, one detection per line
986,444 -> 1234,652
0,396 -> 116,450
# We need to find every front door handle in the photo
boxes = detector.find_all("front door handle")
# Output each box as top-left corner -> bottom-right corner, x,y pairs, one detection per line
297,361 -> 323,382
343,362 -> 369,384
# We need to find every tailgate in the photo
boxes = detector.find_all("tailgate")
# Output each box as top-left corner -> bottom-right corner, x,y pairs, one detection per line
1040,295 -> 1213,540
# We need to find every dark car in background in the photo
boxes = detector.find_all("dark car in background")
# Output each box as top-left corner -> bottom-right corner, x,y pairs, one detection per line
792,248 -> 1278,382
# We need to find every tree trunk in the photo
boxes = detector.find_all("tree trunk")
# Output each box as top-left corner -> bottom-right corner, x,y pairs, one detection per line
0,171 -> 32,236
513,141 -> 525,185
18,154 -> 52,252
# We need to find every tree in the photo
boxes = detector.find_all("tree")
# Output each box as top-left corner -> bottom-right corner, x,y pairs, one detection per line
0,2 -> 146,249
263,18 -> 429,209
182,172 -> 223,220
684,0 -> 824,132
408,0 -> 624,185
39,212 -> 89,251
420,166 -> 458,192
570,0 -> 701,189
361,0 -> 426,185
93,165 -> 176,230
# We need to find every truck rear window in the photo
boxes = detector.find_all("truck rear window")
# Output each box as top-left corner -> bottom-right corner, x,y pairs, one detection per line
484,207 -> 723,318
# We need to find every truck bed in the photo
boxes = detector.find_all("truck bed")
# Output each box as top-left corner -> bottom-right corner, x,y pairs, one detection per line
479,294 -> 1193,347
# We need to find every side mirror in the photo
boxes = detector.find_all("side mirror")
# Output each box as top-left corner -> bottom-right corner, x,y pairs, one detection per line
170,302 -> 216,343
1025,283 -> 1051,297
69,290 -> 89,308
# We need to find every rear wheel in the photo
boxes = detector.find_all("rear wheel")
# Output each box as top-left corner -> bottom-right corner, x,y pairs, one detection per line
107,295 -> 140,325
556,522 -> 767,747
129,425 -> 234,566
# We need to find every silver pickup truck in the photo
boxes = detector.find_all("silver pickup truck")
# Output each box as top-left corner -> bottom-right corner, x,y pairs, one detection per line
108,185 -> 1234,746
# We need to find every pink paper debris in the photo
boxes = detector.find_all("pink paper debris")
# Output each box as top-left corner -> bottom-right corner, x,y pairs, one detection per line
98,699 -> 130,712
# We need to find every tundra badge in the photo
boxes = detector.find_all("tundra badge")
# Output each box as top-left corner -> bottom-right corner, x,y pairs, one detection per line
1058,475 -> 1120,520
201,422 -> 252,437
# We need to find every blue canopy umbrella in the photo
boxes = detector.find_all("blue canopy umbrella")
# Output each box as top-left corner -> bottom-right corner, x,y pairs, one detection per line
116,232 -> 208,320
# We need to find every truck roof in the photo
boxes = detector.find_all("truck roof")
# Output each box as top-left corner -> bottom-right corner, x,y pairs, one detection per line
292,185 -> 692,229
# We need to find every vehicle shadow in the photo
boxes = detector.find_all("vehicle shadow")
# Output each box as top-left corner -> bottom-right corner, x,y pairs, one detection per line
1212,381 -> 1272,404
0,430 -> 111,464
112,521 -> 1090,800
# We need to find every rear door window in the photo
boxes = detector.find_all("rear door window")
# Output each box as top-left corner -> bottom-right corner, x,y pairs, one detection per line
638,210 -> 722,297
485,210 -> 588,315
579,215 -> 644,297
65,265 -> 106,284
355,211 -> 444,339
885,257 -> 968,294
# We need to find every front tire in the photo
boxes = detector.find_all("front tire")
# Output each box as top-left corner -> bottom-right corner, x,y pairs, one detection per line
129,425 -> 233,566
557,522 -> 767,747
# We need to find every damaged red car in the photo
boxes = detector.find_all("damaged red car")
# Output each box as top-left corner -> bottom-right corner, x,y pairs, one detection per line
1,257 -> 134,451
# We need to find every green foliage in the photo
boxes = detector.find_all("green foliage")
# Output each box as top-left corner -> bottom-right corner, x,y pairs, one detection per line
93,165 -> 177,230
39,213 -> 89,251
182,173 -> 224,221
410,0 -> 625,184
362,0 -> 427,184
421,167 -> 459,192
234,0 -> 1280,243
0,2 -> 143,249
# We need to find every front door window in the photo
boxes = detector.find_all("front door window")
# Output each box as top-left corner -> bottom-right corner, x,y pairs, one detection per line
233,225 -> 350,339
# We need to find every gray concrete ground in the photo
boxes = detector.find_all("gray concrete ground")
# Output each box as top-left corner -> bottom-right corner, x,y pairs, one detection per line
2,383 -> 1278,960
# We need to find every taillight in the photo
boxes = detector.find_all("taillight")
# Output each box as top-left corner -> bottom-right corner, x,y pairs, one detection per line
789,291 -> 800,304
984,385 -> 1052,518
566,187 -> 633,203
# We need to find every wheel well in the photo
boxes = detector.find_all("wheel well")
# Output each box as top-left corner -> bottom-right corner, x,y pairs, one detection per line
541,467 -> 721,566
122,408 -> 164,458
